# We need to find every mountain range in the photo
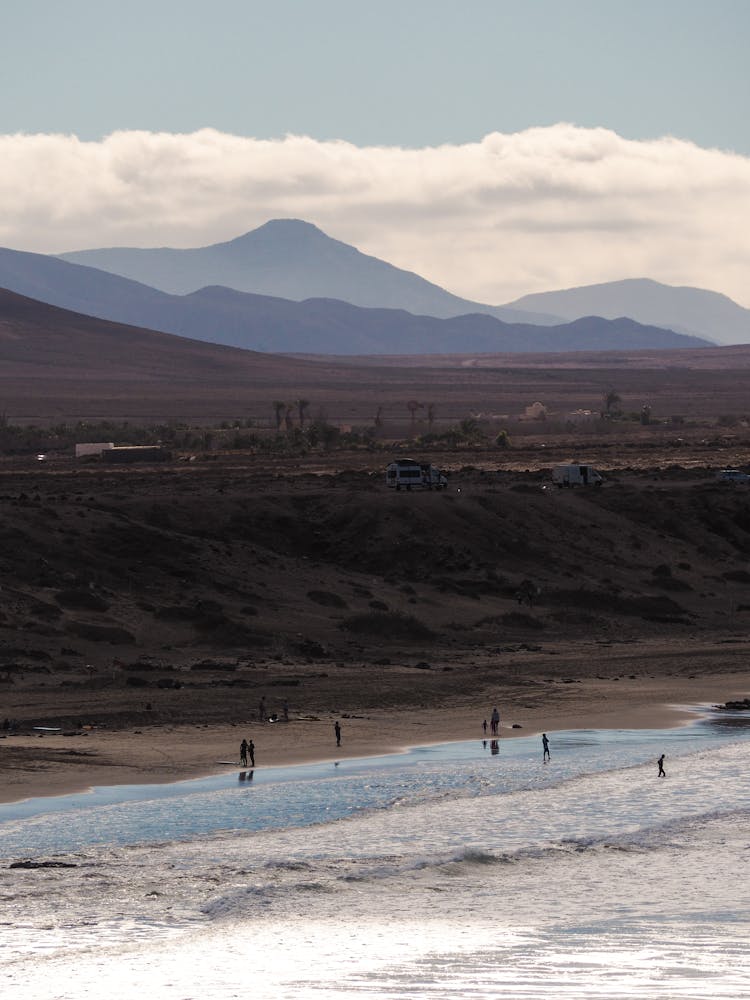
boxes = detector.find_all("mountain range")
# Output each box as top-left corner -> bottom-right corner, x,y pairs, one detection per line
506,278 -> 750,346
0,245 -> 707,355
57,219 -> 750,346
59,219 -> 557,326
0,218 -> 747,355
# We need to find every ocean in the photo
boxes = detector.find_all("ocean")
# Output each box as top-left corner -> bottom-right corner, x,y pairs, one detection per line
1,708 -> 749,999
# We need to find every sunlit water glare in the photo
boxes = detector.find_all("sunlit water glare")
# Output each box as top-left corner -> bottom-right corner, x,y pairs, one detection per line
2,709 -> 749,999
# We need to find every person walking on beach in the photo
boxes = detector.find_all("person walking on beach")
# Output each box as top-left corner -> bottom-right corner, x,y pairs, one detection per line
542,733 -> 550,762
657,753 -> 666,777
482,719 -> 487,735
248,740 -> 255,767
334,720 -> 341,747
240,739 -> 248,767
490,706 -> 500,736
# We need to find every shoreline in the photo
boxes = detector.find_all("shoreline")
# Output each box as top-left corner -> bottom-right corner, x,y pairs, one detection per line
2,673 -> 742,807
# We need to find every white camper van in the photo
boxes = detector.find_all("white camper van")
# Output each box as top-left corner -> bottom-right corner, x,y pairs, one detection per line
386,459 -> 448,490
552,463 -> 603,488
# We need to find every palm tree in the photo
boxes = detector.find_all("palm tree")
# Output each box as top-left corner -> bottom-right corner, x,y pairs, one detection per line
603,389 -> 621,416
284,404 -> 295,432
406,400 -> 423,430
297,399 -> 310,428
272,400 -> 285,432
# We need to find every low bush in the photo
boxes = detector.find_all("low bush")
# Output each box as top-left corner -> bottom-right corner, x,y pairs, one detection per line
339,610 -> 434,640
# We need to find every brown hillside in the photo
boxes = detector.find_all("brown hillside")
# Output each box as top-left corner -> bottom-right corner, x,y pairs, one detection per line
0,458 -> 748,734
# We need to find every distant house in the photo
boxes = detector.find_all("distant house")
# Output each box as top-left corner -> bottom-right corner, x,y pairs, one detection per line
75,442 -> 114,458
521,401 -> 547,421
566,409 -> 597,425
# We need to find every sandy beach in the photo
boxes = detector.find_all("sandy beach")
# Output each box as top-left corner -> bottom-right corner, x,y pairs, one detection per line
2,664 -> 746,806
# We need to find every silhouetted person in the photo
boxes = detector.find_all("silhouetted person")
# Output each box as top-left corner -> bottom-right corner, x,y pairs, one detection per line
482,719 -> 487,735
490,707 -> 500,736
334,720 -> 341,747
239,739 -> 248,767
248,740 -> 255,767
542,733 -> 550,762
658,754 -> 666,777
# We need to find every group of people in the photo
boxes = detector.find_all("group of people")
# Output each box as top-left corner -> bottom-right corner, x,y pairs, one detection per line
257,698 -> 289,724
237,719 -> 342,769
483,709 -> 548,759
244,707 -> 667,779
482,715 -> 666,776
482,707 -> 501,737
239,738 -> 255,768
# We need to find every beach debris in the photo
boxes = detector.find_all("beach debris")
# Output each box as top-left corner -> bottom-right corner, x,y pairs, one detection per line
9,860 -> 77,869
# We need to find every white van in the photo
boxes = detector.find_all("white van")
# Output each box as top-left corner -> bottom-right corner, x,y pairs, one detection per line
552,463 -> 603,487
386,460 -> 447,490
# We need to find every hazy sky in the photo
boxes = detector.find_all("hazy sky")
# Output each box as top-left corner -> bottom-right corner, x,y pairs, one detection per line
2,0 -> 749,304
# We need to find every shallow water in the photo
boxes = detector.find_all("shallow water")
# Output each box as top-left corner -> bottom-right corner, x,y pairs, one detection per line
2,708 -> 749,999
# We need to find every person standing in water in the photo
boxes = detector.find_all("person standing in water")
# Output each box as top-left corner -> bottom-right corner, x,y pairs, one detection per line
542,733 -> 550,762
658,754 -> 666,777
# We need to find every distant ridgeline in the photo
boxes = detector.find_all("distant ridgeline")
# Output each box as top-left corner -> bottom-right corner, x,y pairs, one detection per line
0,219 -> 742,353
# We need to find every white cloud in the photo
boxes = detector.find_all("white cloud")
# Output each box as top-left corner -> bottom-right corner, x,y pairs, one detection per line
1,125 -> 749,306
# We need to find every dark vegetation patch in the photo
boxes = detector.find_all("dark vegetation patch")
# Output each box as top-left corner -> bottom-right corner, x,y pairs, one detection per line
541,588 -> 687,619
648,577 -> 693,592
307,590 -> 348,608
500,612 -> 546,630
65,622 -> 136,644
475,612 -> 545,630
195,622 -> 270,647
339,611 -> 435,640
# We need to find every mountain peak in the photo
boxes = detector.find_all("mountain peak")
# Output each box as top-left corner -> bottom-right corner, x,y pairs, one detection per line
224,219 -> 330,248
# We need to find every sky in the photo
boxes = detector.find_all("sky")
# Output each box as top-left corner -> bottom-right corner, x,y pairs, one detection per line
1,0 -> 749,306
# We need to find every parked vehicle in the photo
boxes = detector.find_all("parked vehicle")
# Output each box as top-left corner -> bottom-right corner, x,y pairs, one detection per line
386,459 -> 448,490
552,463 -> 603,488
717,469 -> 750,483
419,463 -> 448,489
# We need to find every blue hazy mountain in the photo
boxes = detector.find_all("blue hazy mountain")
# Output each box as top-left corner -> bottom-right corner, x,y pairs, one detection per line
506,278 -> 750,346
59,219 -> 559,325
59,221 -> 749,344
0,245 -> 709,354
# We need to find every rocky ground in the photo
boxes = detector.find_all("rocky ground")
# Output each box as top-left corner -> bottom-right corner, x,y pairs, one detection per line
1,449 -> 749,739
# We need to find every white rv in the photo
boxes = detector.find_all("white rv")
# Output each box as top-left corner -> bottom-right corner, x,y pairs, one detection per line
386,459 -> 448,490
75,442 -> 115,459
552,463 -> 603,487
